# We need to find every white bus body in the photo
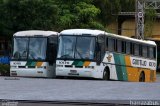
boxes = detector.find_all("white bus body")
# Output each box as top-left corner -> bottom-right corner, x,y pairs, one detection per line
10,30 -> 58,78
56,29 -> 157,82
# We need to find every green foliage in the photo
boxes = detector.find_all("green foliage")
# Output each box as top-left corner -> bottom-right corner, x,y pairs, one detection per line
144,8 -> 157,37
0,0 -> 58,36
56,0 -> 102,30
94,0 -> 135,25
0,0 -> 106,34
0,64 -> 10,76
120,0 -> 135,12
0,0 -> 137,36
89,21 -> 106,31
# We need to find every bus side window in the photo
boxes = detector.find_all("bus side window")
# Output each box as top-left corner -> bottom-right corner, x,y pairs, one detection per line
96,35 -> 105,64
105,37 -> 108,51
154,47 -> 156,59
98,35 -> 105,60
130,42 -> 134,55
117,40 -> 125,54
117,40 -> 122,53
142,45 -> 147,58
95,42 -> 100,61
114,39 -> 117,52
108,38 -> 115,52
139,45 -> 142,56
149,47 -> 156,59
134,43 -> 139,56
126,42 -> 131,54
122,41 -> 126,53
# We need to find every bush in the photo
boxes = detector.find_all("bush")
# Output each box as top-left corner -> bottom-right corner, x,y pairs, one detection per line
0,64 -> 10,76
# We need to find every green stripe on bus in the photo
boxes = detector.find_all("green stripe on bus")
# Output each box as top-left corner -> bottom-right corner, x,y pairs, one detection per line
72,60 -> 85,66
114,53 -> 128,81
119,55 -> 128,81
114,54 -> 123,80
26,61 -> 32,66
76,61 -> 84,66
31,62 -> 36,66
26,61 -> 36,66
72,60 -> 79,66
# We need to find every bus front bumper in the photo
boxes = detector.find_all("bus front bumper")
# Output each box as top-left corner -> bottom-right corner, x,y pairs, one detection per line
10,68 -> 50,78
56,67 -> 94,78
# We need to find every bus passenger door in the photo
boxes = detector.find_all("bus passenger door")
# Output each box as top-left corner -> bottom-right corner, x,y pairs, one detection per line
48,36 -> 58,65
95,35 -> 105,65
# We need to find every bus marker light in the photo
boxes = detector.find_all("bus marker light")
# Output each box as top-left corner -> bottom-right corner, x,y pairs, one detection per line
70,70 -> 77,73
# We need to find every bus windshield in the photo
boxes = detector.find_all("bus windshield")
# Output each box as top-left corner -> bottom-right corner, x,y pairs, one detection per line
13,37 -> 47,60
28,38 -> 47,60
57,35 -> 95,60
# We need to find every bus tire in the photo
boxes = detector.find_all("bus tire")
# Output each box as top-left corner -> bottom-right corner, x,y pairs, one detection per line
103,68 -> 110,80
139,72 -> 145,82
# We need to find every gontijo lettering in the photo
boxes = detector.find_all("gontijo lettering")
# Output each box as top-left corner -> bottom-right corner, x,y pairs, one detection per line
132,59 -> 147,66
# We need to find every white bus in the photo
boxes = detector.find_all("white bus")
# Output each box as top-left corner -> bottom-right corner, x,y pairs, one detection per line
10,30 -> 58,78
56,29 -> 157,82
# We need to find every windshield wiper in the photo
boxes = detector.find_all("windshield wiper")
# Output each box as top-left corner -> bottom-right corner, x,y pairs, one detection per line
13,51 -> 21,59
60,54 -> 72,58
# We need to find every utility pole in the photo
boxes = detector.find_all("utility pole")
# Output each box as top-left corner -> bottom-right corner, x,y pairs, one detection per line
135,0 -> 160,39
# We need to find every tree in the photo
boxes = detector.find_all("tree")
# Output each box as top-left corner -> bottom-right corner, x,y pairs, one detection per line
144,8 -> 157,37
0,0 -> 58,36
55,0 -> 105,31
0,0 -> 137,37
94,0 -> 135,26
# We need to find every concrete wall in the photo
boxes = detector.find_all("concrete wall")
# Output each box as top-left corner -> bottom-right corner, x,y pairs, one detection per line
121,19 -> 136,37
121,19 -> 160,38
106,22 -> 118,34
106,19 -> 160,39
152,20 -> 160,38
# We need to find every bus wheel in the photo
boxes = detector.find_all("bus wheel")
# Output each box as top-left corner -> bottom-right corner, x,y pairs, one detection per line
139,72 -> 145,82
103,69 -> 110,80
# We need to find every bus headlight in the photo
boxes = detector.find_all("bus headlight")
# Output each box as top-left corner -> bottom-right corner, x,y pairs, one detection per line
37,66 -> 46,69
85,66 -> 94,69
56,65 -> 63,67
11,66 -> 17,68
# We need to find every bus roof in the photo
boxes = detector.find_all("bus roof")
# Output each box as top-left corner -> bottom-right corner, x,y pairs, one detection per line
14,30 -> 58,37
60,29 -> 105,36
60,29 -> 156,46
107,32 -> 156,46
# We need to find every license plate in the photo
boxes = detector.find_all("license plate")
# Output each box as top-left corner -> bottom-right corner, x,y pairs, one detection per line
70,70 -> 77,73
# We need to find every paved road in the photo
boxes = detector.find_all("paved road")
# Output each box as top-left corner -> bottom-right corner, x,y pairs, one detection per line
0,73 -> 160,105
